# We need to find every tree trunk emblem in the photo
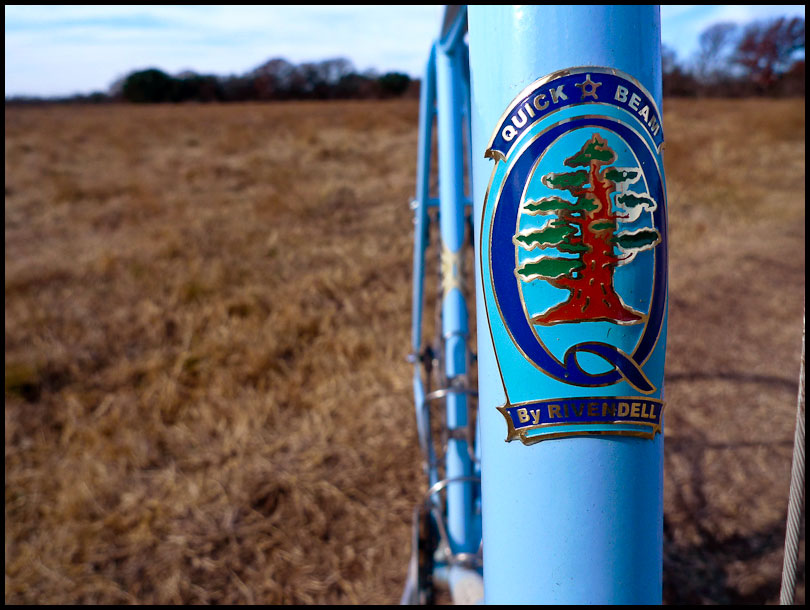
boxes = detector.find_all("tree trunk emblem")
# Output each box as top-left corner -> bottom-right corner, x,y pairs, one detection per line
515,133 -> 661,326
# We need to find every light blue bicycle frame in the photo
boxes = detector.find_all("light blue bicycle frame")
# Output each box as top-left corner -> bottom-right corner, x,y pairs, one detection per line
406,5 -> 666,605
406,5 -> 482,604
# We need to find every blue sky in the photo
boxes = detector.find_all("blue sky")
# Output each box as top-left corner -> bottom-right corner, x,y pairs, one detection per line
5,5 -> 806,97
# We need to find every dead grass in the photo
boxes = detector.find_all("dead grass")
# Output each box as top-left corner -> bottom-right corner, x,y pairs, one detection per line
5,97 -> 805,604
661,97 -> 805,604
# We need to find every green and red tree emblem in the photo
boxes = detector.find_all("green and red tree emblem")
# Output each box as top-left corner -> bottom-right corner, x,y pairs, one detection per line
515,133 -> 660,325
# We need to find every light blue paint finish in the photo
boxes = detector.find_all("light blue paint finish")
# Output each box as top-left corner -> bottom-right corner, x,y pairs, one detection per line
436,40 -> 468,254
524,423 -> 654,438
442,287 -> 469,376
442,288 -> 474,552
437,31 -> 477,554
410,44 -> 436,353
444,396 -> 475,554
438,4 -> 468,53
412,370 -> 440,489
469,5 -> 665,604
479,435 -> 663,604
469,5 -> 663,111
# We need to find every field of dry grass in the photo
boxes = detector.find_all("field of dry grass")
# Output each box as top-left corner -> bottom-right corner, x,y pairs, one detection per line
5,97 -> 805,604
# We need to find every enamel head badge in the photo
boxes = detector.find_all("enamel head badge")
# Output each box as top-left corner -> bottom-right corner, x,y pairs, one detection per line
480,67 -> 668,445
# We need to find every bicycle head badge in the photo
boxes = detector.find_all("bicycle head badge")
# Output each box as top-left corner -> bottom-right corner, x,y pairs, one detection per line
480,67 -> 668,445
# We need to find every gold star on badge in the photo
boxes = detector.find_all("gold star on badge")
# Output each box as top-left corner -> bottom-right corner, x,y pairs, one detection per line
575,74 -> 601,100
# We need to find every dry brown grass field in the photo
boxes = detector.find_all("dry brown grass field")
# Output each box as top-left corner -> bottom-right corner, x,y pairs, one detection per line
5,97 -> 805,605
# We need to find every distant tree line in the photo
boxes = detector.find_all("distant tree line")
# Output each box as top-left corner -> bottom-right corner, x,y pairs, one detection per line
5,16 -> 804,105
105,56 -> 414,104
664,16 -> 804,97
5,56 -> 414,105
